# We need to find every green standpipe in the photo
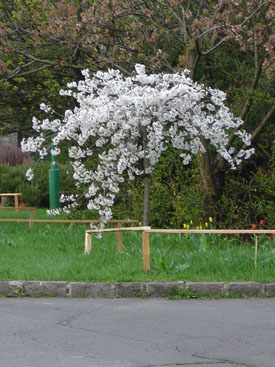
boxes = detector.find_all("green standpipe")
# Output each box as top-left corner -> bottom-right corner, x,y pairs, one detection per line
49,141 -> 61,209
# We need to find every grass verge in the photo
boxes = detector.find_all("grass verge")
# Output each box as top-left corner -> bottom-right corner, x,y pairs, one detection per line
0,212 -> 274,282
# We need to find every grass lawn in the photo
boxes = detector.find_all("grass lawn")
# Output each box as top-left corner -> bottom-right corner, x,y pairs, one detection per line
0,209 -> 274,283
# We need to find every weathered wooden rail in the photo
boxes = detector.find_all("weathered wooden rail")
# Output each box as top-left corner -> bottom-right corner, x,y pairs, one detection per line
0,192 -> 21,213
0,217 -> 139,229
0,207 -> 36,228
85,226 -> 150,255
84,228 -> 275,272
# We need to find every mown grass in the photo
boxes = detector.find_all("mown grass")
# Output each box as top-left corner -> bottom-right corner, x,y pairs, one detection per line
0,210 -> 274,282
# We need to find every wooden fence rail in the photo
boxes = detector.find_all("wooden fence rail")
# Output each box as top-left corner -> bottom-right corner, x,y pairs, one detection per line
0,207 -> 36,228
85,226 -> 151,254
0,218 -> 139,228
0,193 -> 21,213
84,228 -> 275,272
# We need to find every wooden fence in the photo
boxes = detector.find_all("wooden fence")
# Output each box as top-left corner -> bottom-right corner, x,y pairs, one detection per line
0,217 -> 139,229
84,228 -> 275,272
0,207 -> 36,228
0,193 -> 21,213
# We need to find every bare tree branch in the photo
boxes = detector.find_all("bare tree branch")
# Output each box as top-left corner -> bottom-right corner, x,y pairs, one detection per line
249,103 -> 275,144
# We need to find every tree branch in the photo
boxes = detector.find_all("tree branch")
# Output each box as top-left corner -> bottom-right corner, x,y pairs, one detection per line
201,35 -> 230,55
249,103 -> 275,145
202,1 -> 265,56
240,1 -> 265,28
215,54 -> 264,171
226,42 -> 264,148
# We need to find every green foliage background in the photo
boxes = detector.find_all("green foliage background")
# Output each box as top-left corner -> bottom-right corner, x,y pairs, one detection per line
1,145 -> 273,228
0,0 -> 274,229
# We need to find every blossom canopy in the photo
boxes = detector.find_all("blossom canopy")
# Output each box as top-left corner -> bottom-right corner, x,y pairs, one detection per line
22,64 -> 254,226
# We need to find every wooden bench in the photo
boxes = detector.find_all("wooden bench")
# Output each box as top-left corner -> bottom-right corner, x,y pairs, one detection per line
0,193 -> 22,213
0,206 -> 36,228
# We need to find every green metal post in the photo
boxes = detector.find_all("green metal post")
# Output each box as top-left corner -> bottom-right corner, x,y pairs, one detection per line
49,138 -> 61,209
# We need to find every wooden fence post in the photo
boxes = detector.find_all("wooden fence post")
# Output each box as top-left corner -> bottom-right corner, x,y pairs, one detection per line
29,208 -> 35,229
254,235 -> 258,269
14,194 -> 20,214
85,232 -> 92,254
115,223 -> 123,252
142,231 -> 150,272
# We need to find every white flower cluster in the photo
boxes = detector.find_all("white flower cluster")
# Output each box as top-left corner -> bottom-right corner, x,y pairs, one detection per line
21,135 -> 47,158
25,168 -> 34,181
40,103 -> 53,114
22,64 -> 254,226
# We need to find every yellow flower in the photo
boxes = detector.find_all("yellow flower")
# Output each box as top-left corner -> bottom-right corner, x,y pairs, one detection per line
183,223 -> 187,229
186,224 -> 190,229
190,220 -> 193,225
205,222 -> 208,228
209,217 -> 213,223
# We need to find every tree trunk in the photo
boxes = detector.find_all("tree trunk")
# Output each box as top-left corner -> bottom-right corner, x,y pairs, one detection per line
186,40 -> 200,81
197,140 -> 220,218
185,43 -> 220,215
143,172 -> 151,226
140,125 -> 151,226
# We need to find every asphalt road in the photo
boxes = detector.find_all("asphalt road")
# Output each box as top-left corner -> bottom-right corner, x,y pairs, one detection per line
0,297 -> 274,367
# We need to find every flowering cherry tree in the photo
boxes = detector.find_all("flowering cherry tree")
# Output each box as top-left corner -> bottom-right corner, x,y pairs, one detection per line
22,64 -> 254,227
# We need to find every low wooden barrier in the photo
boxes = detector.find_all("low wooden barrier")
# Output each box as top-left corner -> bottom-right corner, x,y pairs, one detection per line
85,226 -> 151,255
0,193 -> 21,213
0,207 -> 36,228
0,217 -> 139,230
84,228 -> 275,272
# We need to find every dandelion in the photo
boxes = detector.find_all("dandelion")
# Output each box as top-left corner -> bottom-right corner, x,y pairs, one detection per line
209,217 -> 213,223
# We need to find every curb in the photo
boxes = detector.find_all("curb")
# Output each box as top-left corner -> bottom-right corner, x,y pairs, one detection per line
1,281 -> 275,298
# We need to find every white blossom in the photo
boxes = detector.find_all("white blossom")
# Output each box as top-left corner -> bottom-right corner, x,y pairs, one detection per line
25,168 -> 34,181
22,65 -> 254,227
40,103 -> 53,113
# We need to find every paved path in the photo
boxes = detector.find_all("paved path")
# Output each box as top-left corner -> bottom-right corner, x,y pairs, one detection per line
0,297 -> 274,367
